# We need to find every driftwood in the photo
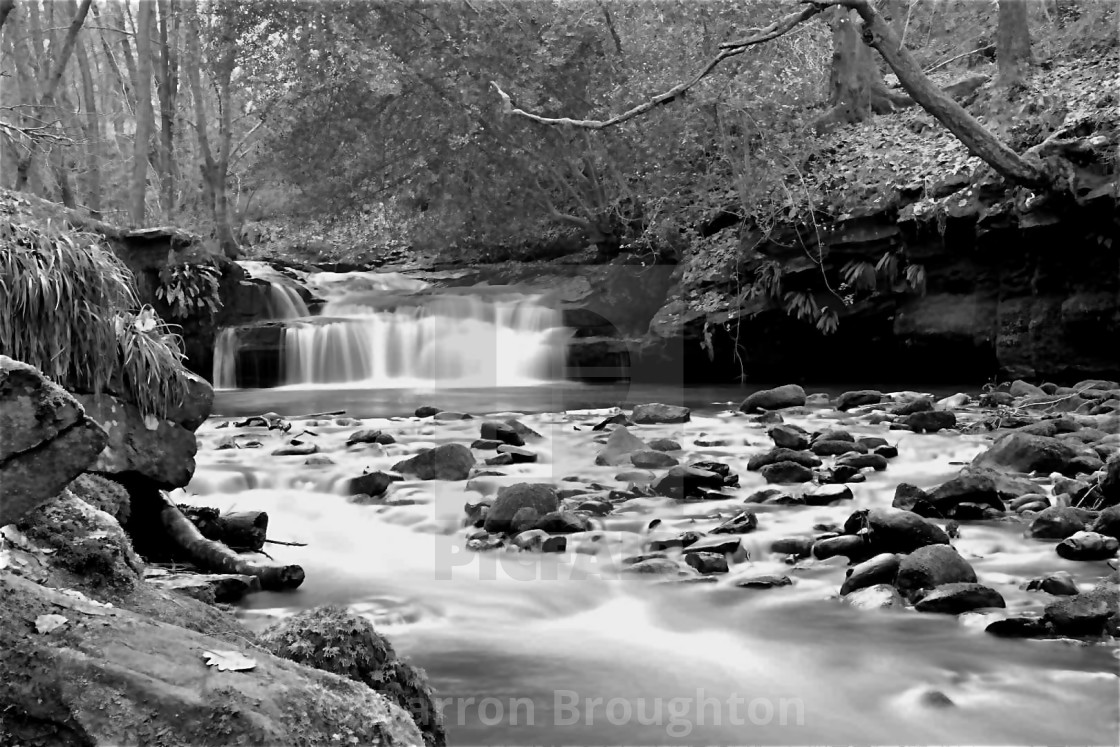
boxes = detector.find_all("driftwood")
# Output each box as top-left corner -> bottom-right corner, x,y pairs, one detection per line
180,506 -> 269,552
157,494 -> 303,591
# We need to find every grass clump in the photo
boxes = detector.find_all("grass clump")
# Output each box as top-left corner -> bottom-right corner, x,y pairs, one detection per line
0,208 -> 192,420
260,605 -> 446,747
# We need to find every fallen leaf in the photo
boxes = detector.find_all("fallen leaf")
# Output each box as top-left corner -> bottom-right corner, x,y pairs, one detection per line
202,649 -> 257,672
36,614 -> 69,634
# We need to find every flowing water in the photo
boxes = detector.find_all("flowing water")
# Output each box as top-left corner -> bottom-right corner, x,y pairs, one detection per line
183,387 -> 1120,745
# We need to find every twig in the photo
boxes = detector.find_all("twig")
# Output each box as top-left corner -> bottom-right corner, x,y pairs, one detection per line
264,539 -> 308,547
924,45 -> 994,75
297,410 -> 346,418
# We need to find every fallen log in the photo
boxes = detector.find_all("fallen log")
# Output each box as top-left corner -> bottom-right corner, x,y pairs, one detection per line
157,494 -> 304,591
180,505 -> 269,552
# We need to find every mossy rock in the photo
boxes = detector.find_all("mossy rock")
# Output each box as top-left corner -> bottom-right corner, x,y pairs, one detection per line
260,605 -> 445,747
69,473 -> 131,525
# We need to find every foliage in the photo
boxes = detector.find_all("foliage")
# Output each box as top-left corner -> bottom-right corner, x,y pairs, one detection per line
156,262 -> 223,320
260,606 -> 445,747
0,196 -> 193,419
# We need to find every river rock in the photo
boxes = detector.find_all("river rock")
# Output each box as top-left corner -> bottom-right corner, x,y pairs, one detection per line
914,582 -> 1006,614
595,426 -> 649,466
813,534 -> 870,561
631,403 -> 690,424
433,411 -> 472,421
847,508 -> 950,554
905,410 -> 958,433
811,440 -> 866,457
710,511 -> 758,534
480,421 -> 524,446
768,424 -> 809,450
1043,585 -> 1120,636
147,572 -> 261,604
509,507 -> 541,535
592,412 -> 634,430
1026,571 -> 1080,596
747,448 -> 821,470
837,390 -> 883,411
347,428 -> 395,446
805,484 -> 853,506
272,441 -> 319,456
392,443 -> 475,480
414,406 -> 442,417
840,553 -> 902,595
684,552 -> 729,574
648,438 -> 681,452
1088,505 -> 1120,539
891,397 -> 934,416
929,471 -> 1008,515
471,438 -> 503,450
496,444 -> 537,463
1099,454 -> 1120,507
1028,506 -> 1087,539
843,583 -> 905,610
770,537 -> 814,557
630,449 -> 679,469
534,510 -> 591,534
348,471 -> 399,498
681,534 -> 745,559
1055,531 -> 1119,560
739,384 -> 806,413
985,615 -> 1053,638
760,461 -> 814,484
895,545 -> 977,600
893,483 -> 938,516
484,483 -> 560,533
651,465 -> 724,499
973,432 -> 1079,475
836,453 -> 889,471
734,574 -> 792,589
485,453 -> 513,466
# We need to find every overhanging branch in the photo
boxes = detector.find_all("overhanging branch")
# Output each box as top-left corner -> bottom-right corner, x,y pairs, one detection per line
491,4 -> 823,130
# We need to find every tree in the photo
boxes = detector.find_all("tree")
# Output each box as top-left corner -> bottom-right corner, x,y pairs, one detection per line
129,0 -> 156,224
816,6 -> 904,129
997,0 -> 1032,88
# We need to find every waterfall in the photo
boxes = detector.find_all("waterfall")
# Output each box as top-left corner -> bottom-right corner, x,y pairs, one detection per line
213,328 -> 240,389
266,283 -> 310,319
282,293 -> 566,388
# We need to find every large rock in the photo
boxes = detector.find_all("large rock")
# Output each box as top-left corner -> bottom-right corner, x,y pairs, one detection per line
929,467 -> 1038,515
905,410 -> 958,433
843,583 -> 906,610
594,426 -> 649,466
1,357 -> 108,525
840,553 -> 901,595
484,483 -> 560,533
392,443 -> 475,480
1089,505 -> 1120,539
1055,531 -> 1120,561
652,465 -> 725,499
1099,454 -> 1120,507
76,393 -> 198,489
1028,506 -> 1087,540
1043,583 -> 1120,636
631,403 -> 690,424
845,508 -> 950,555
972,432 -> 1079,475
739,384 -> 806,413
0,574 -> 423,747
895,545 -> 977,600
747,448 -> 821,471
768,424 -> 810,450
760,461 -> 814,484
836,390 -> 883,411
914,583 -> 1006,614
163,369 -> 215,431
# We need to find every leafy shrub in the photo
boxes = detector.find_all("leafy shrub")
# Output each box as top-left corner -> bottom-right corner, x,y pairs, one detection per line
0,216 -> 193,419
156,262 -> 223,320
260,606 -> 446,747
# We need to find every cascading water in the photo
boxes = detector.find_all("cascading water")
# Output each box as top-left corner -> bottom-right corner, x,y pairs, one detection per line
213,266 -> 569,390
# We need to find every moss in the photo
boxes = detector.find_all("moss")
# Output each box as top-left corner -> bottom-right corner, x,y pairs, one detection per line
260,606 -> 445,747
69,473 -> 131,525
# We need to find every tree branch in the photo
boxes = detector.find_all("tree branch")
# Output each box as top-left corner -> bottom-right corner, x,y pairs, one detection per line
491,4 -> 822,130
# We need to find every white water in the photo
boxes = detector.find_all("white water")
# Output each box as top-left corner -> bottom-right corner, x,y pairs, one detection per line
214,266 -> 569,390
182,400 -> 1120,744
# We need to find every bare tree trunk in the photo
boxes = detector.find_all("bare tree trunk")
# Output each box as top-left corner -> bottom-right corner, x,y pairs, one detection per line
0,0 -> 15,34
72,2 -> 102,216
997,0 -> 1032,88
129,0 -> 155,224
156,0 -> 180,221
13,0 -> 93,191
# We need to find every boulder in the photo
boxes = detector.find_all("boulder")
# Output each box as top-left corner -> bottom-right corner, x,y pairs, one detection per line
1043,585 -> 1119,636
631,403 -> 690,424
985,616 -> 1052,638
1026,571 -> 1079,596
509,507 -> 541,535
630,450 -> 679,469
914,583 -> 1006,614
929,471 -> 1010,515
734,574 -> 793,589
768,424 -> 810,450
648,438 -> 682,452
1099,454 -> 1120,507
891,397 -> 933,416
895,545 -> 977,600
709,511 -> 759,535
804,484 -> 854,506
484,483 -> 560,533
836,390 -> 883,411
843,583 -> 905,610
905,410 -> 958,433
496,444 -> 537,463
811,440 -> 867,457
812,534 -> 870,561
76,393 -> 199,488
0,575 -> 425,747
533,511 -> 592,534
1055,531 -> 1119,561
471,439 -> 503,450
1,358 -> 109,525
836,453 -> 889,471
760,461 -> 814,484
480,421 -> 524,446
770,537 -> 814,557
652,465 -> 725,499
164,369 -> 215,431
840,553 -> 901,595
414,405 -> 442,417
972,432 -> 1078,475
348,428 -> 395,446
392,443 -> 475,480
1088,504 -> 1120,539
348,471 -> 399,498
592,412 -> 634,430
684,552 -> 729,574
594,426 -> 649,466
739,384 -> 806,413
1028,506 -> 1087,540
1009,380 -> 1045,397
271,441 -> 319,456
747,448 -> 821,470
892,483 -> 938,516
846,508 -> 950,555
